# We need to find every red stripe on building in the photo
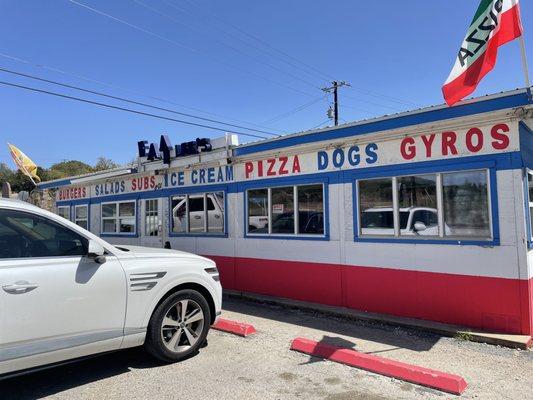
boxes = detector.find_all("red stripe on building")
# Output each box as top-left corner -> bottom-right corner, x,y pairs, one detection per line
206,255 -> 533,336
442,6 -> 523,106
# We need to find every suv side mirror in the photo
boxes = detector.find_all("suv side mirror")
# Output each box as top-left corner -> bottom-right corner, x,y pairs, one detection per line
413,221 -> 427,233
87,240 -> 106,264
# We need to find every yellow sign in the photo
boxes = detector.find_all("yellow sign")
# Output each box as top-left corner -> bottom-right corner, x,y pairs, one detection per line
7,143 -> 41,184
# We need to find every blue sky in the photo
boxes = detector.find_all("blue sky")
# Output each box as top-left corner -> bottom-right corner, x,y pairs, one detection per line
0,0 -> 531,168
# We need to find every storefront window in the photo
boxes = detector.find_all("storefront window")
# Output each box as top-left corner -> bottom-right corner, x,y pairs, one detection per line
397,174 -> 438,236
298,184 -> 325,234
247,184 -> 325,236
271,187 -> 294,234
57,206 -> 70,220
247,189 -> 268,234
101,201 -> 136,234
144,199 -> 160,236
357,169 -> 492,240
442,170 -> 490,238
170,192 -> 225,234
359,178 -> 394,235
74,205 -> 88,230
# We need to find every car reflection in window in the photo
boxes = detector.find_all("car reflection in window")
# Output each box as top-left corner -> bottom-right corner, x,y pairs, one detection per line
251,211 -> 324,235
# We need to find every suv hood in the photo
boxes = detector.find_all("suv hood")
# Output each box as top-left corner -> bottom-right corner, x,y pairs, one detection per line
114,245 -> 214,263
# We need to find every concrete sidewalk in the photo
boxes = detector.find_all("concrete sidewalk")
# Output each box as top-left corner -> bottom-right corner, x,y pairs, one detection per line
225,290 -> 533,350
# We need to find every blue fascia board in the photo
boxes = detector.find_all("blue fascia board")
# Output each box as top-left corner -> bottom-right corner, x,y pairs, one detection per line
37,179 -> 72,189
234,91 -> 532,157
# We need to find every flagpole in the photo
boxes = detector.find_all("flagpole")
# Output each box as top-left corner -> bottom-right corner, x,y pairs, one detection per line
513,0 -> 531,98
518,35 -> 532,98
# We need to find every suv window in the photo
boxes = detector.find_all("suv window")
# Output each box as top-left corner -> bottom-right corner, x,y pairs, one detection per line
0,209 -> 88,259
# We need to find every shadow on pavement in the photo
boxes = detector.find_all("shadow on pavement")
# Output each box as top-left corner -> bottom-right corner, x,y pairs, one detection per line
0,348 -> 197,400
222,296 -> 440,352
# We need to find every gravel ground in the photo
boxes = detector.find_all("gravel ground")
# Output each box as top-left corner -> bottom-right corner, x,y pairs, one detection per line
2,296 -> 532,400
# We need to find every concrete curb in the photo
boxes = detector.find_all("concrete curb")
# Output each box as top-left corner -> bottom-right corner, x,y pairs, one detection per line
212,317 -> 257,337
224,290 -> 532,350
290,337 -> 467,395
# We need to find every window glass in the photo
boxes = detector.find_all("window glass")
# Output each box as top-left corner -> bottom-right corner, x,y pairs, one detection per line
75,206 -> 87,220
248,189 -> 268,234
119,217 -> 135,233
102,219 -> 116,233
171,195 -> 187,233
443,170 -> 490,238
359,178 -> 394,235
145,199 -> 160,236
102,203 -> 116,218
101,202 -> 136,234
298,184 -> 324,234
207,192 -> 224,233
57,206 -> 70,220
0,209 -> 87,259
188,195 -> 205,233
397,175 -> 438,236
74,205 -> 88,230
119,202 -> 135,217
529,174 -> 533,201
271,187 -> 295,234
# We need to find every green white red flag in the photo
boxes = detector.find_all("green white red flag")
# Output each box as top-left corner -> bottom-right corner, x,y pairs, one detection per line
442,0 -> 523,106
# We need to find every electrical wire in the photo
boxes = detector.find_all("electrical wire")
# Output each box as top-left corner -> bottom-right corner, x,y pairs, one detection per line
175,0 -> 333,83
132,0 -> 322,90
66,0 -> 316,98
0,51 -> 283,133
175,0 -> 420,108
0,67 -> 280,137
309,119 -> 331,130
263,95 -> 327,125
0,79 -> 269,139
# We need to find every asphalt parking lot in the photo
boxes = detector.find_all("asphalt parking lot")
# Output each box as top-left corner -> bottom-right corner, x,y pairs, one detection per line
2,296 -> 532,400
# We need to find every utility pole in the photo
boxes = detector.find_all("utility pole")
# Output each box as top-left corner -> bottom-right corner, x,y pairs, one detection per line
322,81 -> 350,126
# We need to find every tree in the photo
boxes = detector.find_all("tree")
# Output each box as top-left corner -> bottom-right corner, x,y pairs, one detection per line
94,157 -> 119,171
0,163 -> 14,185
47,160 -> 94,180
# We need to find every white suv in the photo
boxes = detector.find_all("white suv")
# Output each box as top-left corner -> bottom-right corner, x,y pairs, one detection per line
0,199 -> 222,378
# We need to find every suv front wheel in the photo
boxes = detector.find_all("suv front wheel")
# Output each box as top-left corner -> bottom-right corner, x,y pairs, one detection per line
145,289 -> 211,362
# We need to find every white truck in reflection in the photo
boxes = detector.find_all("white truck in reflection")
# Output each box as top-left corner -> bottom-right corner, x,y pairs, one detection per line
173,193 -> 224,232
360,207 -> 442,236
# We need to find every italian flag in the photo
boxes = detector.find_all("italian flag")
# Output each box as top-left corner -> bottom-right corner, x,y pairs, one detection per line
442,0 -> 523,106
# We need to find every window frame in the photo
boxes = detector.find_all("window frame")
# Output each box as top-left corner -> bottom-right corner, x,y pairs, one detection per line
526,170 -> 533,247
100,200 -> 137,237
168,190 -> 227,237
354,167 -> 496,245
144,198 -> 161,237
0,208 -> 89,260
244,180 -> 328,240
57,205 -> 70,220
74,204 -> 89,230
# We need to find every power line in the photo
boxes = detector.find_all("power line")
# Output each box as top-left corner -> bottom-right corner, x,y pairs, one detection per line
263,95 -> 327,125
0,79 -> 269,139
175,0 -> 333,83
0,66 -> 279,137
309,119 -> 331,130
132,0 -> 323,91
175,0 -> 420,108
0,51 -> 284,133
66,0 -> 317,98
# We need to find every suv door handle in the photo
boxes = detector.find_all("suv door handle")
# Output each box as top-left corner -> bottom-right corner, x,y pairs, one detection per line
2,281 -> 38,294
194,215 -> 201,220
